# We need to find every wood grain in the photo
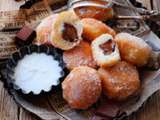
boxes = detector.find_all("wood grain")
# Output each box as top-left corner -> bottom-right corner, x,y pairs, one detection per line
137,0 -> 160,11
152,0 -> 160,11
0,0 -> 25,11
129,91 -> 160,120
19,108 -> 40,120
0,80 -> 40,120
0,81 -> 19,120
137,0 -> 152,10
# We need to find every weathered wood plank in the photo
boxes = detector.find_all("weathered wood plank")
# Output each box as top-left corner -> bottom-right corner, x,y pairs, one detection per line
138,0 -> 160,11
129,91 -> 160,120
0,0 -> 25,11
0,81 -> 19,120
19,108 -> 40,120
137,0 -> 152,10
152,0 -> 160,11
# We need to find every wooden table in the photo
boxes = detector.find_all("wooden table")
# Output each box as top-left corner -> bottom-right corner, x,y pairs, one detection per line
0,0 -> 160,120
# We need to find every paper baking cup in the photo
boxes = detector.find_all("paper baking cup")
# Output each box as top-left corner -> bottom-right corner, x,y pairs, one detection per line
3,44 -> 66,95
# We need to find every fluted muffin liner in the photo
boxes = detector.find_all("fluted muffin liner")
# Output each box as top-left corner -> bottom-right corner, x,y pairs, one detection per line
2,44 -> 66,95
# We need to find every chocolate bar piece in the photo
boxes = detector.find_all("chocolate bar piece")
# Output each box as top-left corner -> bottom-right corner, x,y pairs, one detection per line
15,26 -> 36,47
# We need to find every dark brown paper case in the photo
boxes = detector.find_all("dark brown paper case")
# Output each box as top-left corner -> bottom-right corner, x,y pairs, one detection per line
2,44 -> 67,95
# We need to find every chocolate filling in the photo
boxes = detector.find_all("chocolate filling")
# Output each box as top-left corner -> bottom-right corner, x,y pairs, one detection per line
99,39 -> 116,55
62,23 -> 78,42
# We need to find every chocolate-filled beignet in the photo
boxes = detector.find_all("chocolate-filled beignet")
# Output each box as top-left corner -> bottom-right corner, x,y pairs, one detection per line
91,34 -> 120,67
51,10 -> 83,50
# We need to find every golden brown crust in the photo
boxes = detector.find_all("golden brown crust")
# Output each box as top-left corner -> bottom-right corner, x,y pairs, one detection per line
98,61 -> 140,101
91,34 -> 120,68
51,10 -> 83,50
81,18 -> 116,41
63,41 -> 97,70
74,5 -> 114,21
36,14 -> 58,45
114,33 -> 152,67
62,66 -> 102,109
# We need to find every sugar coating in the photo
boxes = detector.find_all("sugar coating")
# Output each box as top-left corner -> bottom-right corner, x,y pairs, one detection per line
36,14 -> 58,45
14,53 -> 62,94
51,10 -> 83,50
115,33 -> 152,66
115,33 -> 150,49
98,61 -> 140,101
91,34 -> 120,67
63,41 -> 97,70
62,66 -> 102,109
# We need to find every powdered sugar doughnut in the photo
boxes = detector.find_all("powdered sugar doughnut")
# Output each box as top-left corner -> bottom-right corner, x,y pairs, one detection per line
115,33 -> 152,67
98,61 -> 140,101
36,14 -> 58,45
82,18 -> 116,41
63,41 -> 97,70
62,66 -> 102,109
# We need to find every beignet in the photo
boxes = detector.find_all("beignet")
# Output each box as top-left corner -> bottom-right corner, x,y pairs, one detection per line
115,33 -> 152,67
62,66 -> 102,109
51,10 -> 83,50
82,18 -> 116,41
36,14 -> 58,45
63,41 -> 97,70
91,34 -> 120,67
98,61 -> 140,101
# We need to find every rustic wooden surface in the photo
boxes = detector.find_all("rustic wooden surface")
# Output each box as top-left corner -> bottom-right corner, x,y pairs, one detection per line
0,0 -> 160,120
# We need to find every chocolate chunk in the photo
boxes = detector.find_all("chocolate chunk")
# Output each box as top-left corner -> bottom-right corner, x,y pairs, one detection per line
62,23 -> 78,42
99,39 -> 116,55
95,100 -> 120,118
15,26 -> 36,47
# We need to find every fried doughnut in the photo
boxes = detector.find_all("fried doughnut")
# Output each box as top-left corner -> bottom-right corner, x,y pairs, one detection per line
115,33 -> 152,67
91,34 -> 120,67
36,14 -> 58,45
62,66 -> 102,109
98,61 -> 140,101
51,10 -> 83,50
72,0 -> 114,21
81,18 -> 116,41
63,41 -> 97,70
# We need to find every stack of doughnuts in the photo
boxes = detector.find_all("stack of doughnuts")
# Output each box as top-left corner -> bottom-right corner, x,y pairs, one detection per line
36,10 -> 152,110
